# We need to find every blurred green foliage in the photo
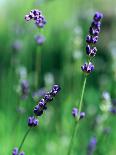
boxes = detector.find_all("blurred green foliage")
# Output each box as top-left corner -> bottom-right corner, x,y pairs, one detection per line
0,0 -> 116,155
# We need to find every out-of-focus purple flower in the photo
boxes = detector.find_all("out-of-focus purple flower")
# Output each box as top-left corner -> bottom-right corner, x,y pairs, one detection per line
25,9 -> 46,28
12,40 -> 22,53
21,80 -> 29,99
87,137 -> 97,155
35,35 -> 45,45
72,108 -> 78,117
28,116 -> 39,127
12,148 -> 25,155
81,62 -> 94,74
80,112 -> 85,119
19,152 -> 25,155
12,148 -> 18,155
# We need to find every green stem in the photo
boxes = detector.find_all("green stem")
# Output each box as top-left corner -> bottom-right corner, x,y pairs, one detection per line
18,127 -> 31,154
67,76 -> 87,155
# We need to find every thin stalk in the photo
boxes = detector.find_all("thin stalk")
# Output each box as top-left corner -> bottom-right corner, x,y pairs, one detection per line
67,76 -> 87,155
18,127 -> 31,154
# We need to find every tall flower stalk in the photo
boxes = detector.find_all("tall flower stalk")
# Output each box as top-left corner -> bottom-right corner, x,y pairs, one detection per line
12,84 -> 61,155
67,12 -> 103,155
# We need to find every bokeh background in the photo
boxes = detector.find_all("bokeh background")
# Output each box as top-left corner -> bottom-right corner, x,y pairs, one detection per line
0,0 -> 116,155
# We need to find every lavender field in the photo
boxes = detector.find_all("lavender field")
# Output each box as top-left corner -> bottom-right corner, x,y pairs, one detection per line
0,0 -> 116,155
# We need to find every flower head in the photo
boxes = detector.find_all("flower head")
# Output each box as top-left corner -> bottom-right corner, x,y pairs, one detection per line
12,148 -> 25,155
25,9 -> 46,28
86,12 -> 103,57
28,116 -> 39,127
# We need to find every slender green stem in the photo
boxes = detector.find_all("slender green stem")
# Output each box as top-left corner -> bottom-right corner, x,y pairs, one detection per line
18,127 -> 31,154
67,76 -> 87,155
78,76 -> 87,117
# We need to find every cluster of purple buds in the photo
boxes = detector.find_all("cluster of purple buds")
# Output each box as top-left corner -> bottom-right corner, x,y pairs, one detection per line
21,80 -> 29,99
35,35 -> 45,45
72,107 -> 85,120
28,116 -> 39,127
81,12 -> 103,74
12,147 -> 24,155
87,137 -> 97,155
25,9 -> 46,28
28,85 -> 61,127
86,12 -> 103,57
33,85 -> 61,117
81,62 -> 94,74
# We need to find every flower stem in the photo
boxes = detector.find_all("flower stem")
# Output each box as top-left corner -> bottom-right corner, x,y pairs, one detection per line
67,76 -> 87,155
18,127 -> 31,154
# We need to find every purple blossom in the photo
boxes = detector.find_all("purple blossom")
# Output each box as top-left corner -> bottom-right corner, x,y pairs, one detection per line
21,80 -> 29,99
80,112 -> 85,119
12,148 -> 25,155
35,35 -> 45,45
85,12 -> 103,57
28,116 -> 39,127
81,62 -> 94,73
87,137 -> 97,155
33,84 -> 61,117
25,9 -> 46,29
72,108 -> 78,117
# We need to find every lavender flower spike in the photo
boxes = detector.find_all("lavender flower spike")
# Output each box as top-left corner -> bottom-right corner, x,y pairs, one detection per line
86,12 -> 103,57
25,9 -> 47,28
12,148 -> 25,155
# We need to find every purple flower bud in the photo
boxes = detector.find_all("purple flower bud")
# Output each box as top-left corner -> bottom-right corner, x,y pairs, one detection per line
25,15 -> 31,21
81,62 -> 94,73
80,112 -> 85,119
44,92 -> 53,102
19,152 -> 25,155
35,35 -> 45,45
93,12 -> 103,21
87,137 -> 97,155
12,148 -> 18,155
21,80 -> 29,99
33,104 -> 44,116
91,21 -> 101,29
50,84 -> 61,96
72,108 -> 78,117
28,116 -> 39,127
86,45 -> 97,57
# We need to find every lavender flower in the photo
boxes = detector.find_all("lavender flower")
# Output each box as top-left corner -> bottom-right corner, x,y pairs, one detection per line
12,148 -> 25,155
80,112 -> 85,119
87,137 -> 97,155
72,108 -> 85,120
25,9 -> 46,28
35,35 -> 45,45
81,62 -> 94,73
21,80 -> 29,99
28,116 -> 39,127
33,84 -> 61,117
86,12 -> 103,57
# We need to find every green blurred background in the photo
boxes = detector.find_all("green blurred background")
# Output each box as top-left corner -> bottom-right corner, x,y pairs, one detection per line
0,0 -> 116,155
